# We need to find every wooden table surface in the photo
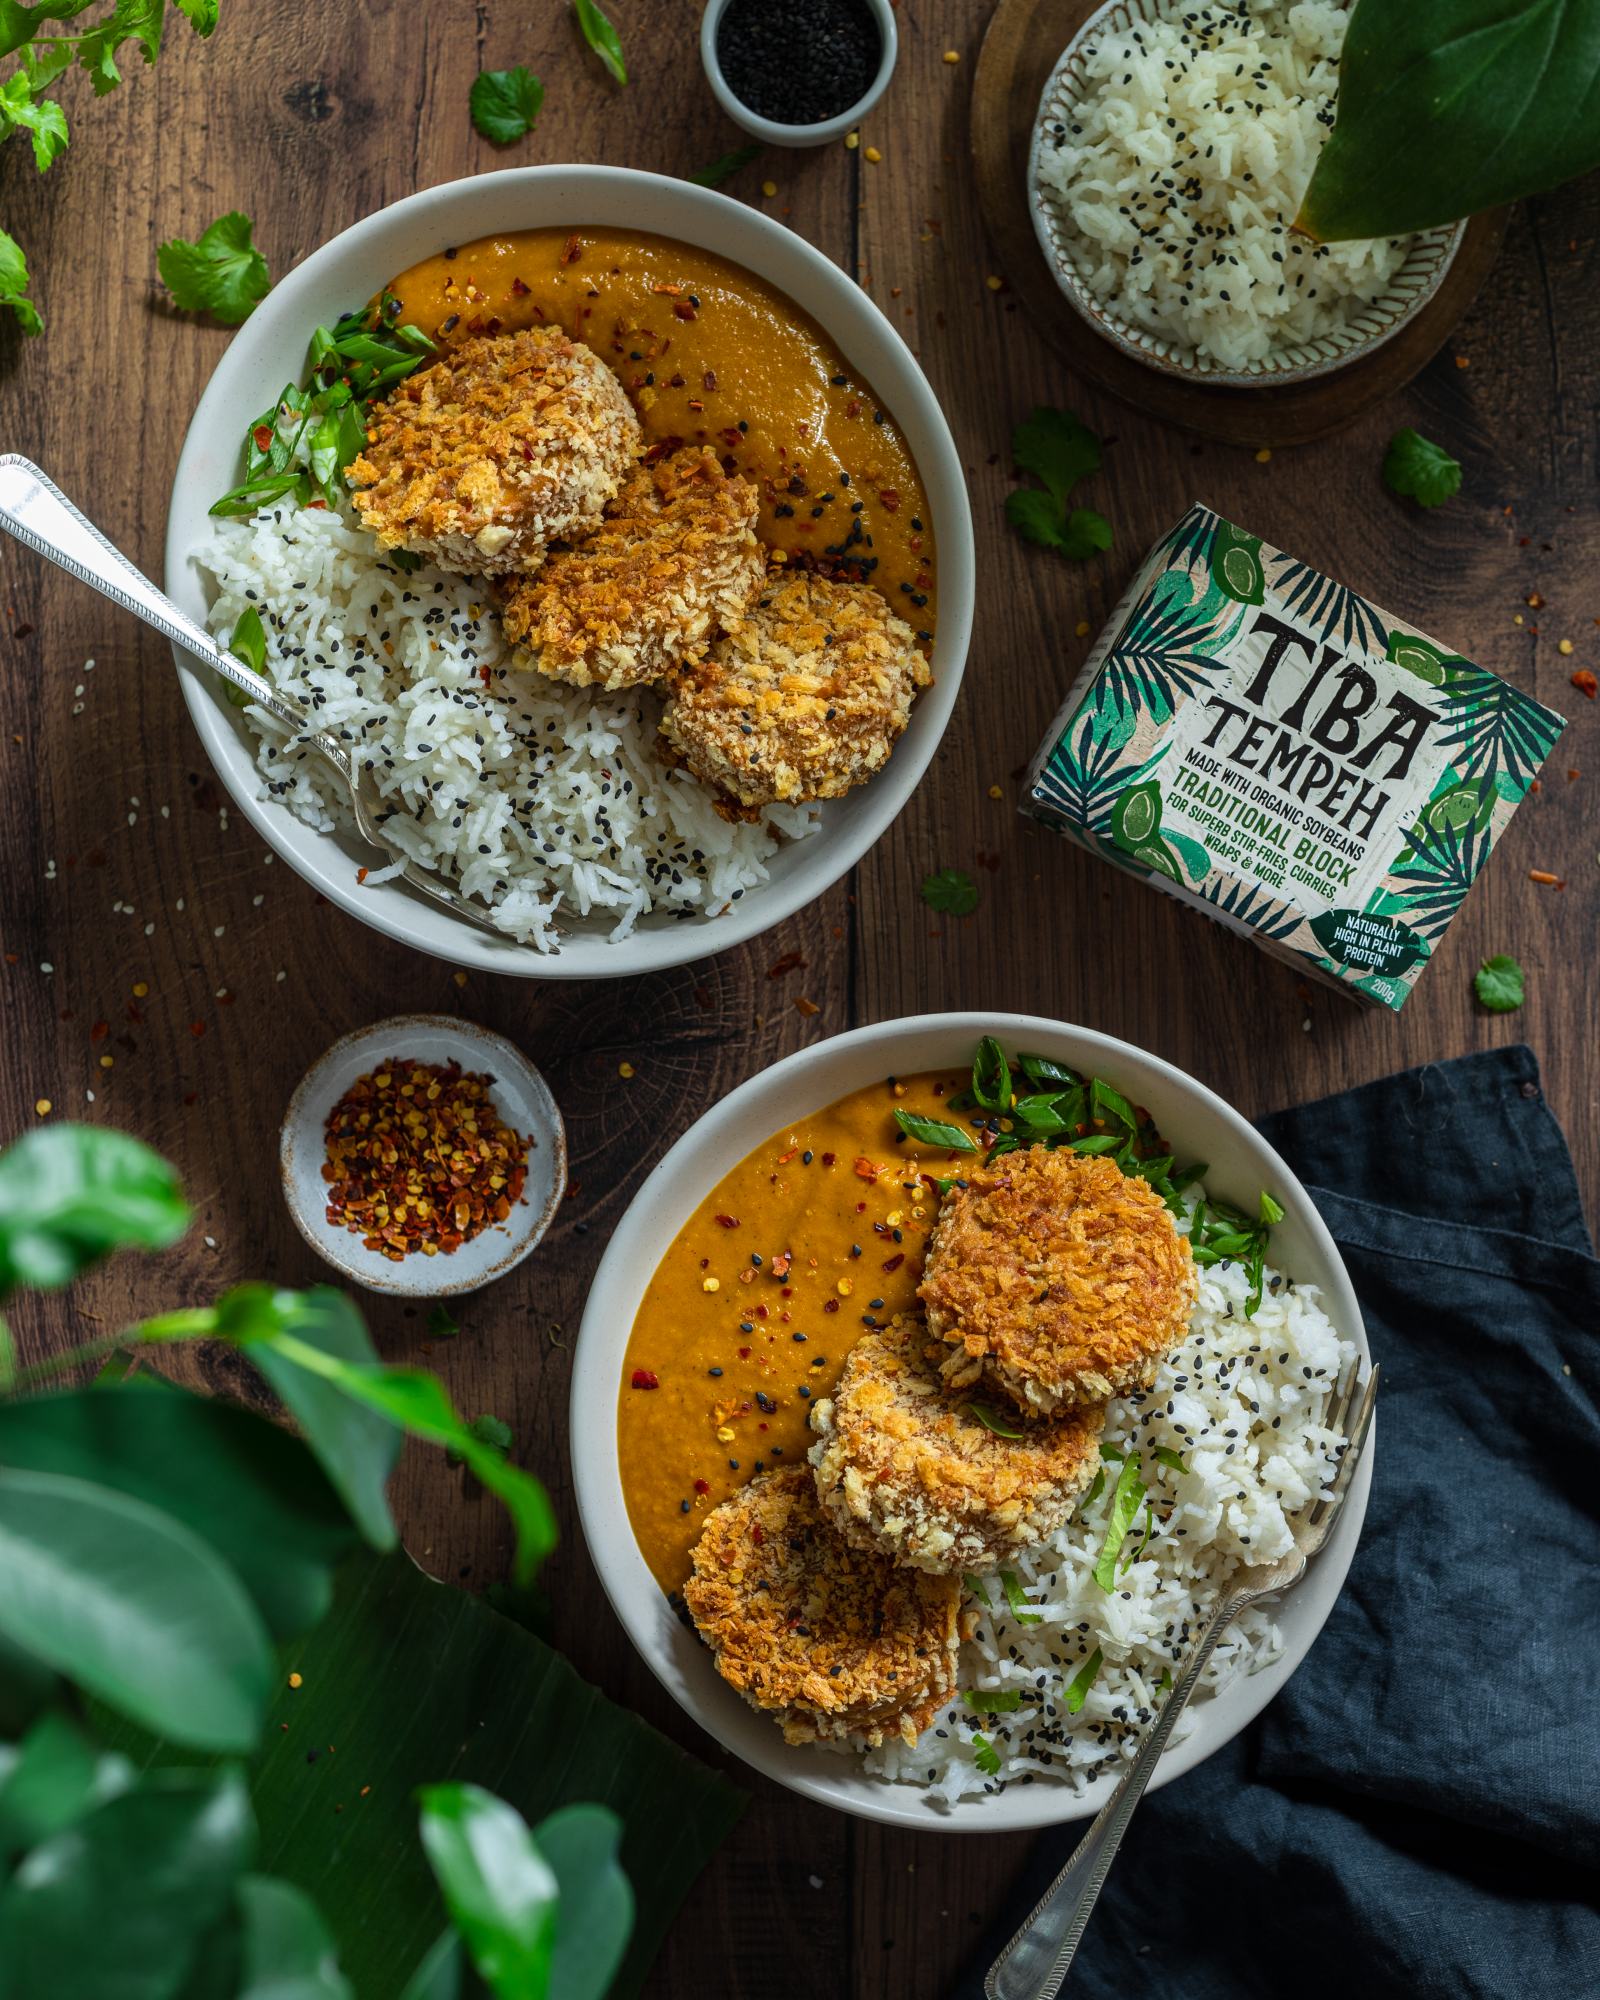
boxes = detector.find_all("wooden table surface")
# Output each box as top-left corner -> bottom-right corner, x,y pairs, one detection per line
2,5 -> 1595,1995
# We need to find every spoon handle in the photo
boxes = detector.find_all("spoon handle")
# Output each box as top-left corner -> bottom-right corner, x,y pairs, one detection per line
0,453 -> 305,735
983,1590 -> 1248,2000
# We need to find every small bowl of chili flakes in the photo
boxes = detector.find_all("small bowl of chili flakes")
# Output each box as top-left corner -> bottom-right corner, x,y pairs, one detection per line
279,1015 -> 567,1296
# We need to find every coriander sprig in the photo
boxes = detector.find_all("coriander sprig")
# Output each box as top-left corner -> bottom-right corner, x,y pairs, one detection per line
1005,407 -> 1112,559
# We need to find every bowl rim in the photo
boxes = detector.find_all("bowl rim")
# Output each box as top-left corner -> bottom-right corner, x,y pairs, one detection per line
570,1010 -> 1374,1831
700,0 -> 899,146
278,1011 -> 568,1297
163,164 -> 974,980
1024,0 -> 1466,389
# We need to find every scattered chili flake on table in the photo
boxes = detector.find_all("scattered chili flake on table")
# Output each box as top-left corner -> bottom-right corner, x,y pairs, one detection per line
321,1059 -> 529,1261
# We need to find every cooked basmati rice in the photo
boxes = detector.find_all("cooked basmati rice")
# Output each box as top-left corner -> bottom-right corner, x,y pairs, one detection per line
864,1233 -> 1358,1805
1038,0 -> 1410,368
197,502 -> 817,952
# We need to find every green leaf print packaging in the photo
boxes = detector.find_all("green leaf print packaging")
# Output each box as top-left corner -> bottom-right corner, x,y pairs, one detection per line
1023,504 -> 1567,1010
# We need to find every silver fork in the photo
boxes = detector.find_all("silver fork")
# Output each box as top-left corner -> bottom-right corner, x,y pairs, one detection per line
0,453 -> 503,938
985,1360 -> 1380,2000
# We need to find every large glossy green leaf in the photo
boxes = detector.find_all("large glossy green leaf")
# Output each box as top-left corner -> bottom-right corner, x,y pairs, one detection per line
99,1549 -> 743,1998
0,1387 -> 359,1637
418,1784 -> 558,1998
0,1766 -> 253,2000
234,1874 -> 353,2000
536,1805 -> 633,2000
259,1332 -> 557,1584
0,1710 -> 133,1853
1298,0 -> 1600,240
0,1468 -> 273,1752
0,1125 -> 187,1297
231,1288 -> 401,1550
397,1932 -> 467,2000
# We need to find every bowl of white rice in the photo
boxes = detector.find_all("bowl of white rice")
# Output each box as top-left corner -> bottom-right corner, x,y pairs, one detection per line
164,167 -> 974,978
1028,0 -> 1465,382
573,1013 -> 1374,1829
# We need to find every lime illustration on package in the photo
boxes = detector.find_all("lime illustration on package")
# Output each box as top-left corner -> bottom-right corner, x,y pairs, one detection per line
1024,504 -> 1568,1009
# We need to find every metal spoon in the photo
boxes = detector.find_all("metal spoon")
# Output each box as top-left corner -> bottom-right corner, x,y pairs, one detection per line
0,453 -> 503,938
984,1360 -> 1379,2000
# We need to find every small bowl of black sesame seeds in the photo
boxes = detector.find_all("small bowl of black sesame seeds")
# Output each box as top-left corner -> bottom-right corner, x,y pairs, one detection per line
701,0 -> 898,148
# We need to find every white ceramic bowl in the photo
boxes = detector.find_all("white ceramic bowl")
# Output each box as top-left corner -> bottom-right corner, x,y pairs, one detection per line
280,1014 -> 566,1298
164,167 -> 973,979
700,0 -> 898,147
572,1013 -> 1373,1830
1027,0 -> 1465,387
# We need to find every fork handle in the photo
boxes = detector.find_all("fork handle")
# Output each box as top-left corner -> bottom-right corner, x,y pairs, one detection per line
0,453 -> 307,736
983,1588 -> 1249,2000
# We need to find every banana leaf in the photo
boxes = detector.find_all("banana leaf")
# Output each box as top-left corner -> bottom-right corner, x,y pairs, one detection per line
97,1549 -> 745,1998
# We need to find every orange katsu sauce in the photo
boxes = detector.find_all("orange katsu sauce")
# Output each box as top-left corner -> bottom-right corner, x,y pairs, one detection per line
617,1068 -> 972,1595
382,227 -> 937,637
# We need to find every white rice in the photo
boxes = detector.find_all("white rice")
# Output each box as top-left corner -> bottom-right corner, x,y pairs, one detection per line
864,1233 -> 1358,1805
197,502 -> 817,952
1038,0 -> 1410,368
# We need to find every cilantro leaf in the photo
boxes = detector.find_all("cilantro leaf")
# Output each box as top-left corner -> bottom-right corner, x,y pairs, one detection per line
448,1413 -> 513,1466
157,211 -> 271,324
1383,428 -> 1462,508
1058,507 -> 1112,557
689,144 -> 762,187
1004,486 -> 1070,552
469,66 -> 543,144
1012,406 -> 1100,507
1474,953 -> 1524,1013
427,1303 -> 461,1339
970,1731 -> 1002,1776
0,225 -> 42,336
1,72 -> 70,171
77,0 -> 166,97
573,0 -> 626,84
920,868 -> 978,916
1064,1647 -> 1103,1713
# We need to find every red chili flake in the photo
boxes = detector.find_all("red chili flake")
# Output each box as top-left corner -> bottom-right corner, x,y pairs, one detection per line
766,950 -> 807,978
771,1252 -> 792,1278
510,275 -> 530,295
854,1156 -> 879,1180
480,665 -> 493,689
630,1368 -> 660,1390
355,866 -> 369,885
189,1021 -> 207,1039
562,233 -> 583,264
672,300 -> 697,321
693,1478 -> 710,1494
1571,670 -> 1597,698
714,1213 -> 741,1229
252,424 -> 274,453
90,1020 -> 109,1042
878,488 -> 902,513
882,1252 -> 906,1273
738,1346 -> 752,1359
823,1298 -> 840,1314
821,1152 -> 837,1166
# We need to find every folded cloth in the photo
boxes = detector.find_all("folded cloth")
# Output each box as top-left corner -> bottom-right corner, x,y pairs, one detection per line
955,1047 -> 1600,2000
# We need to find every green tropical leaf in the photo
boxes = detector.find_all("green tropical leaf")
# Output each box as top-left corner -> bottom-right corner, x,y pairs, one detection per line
0,1711 -> 134,1854
535,1804 -> 633,2000
0,1468 -> 273,1752
1035,709 -> 1167,840
1209,524 -> 1265,605
0,1124 -> 187,1299
1266,557 -> 1387,654
1297,0 -> 1600,241
233,1874 -> 353,2000
1153,503 -> 1220,574
1099,574 -> 1243,725
1196,875 -> 1304,943
1433,662 -> 1566,792
0,1387 -> 360,1639
94,1549 -> 743,2000
418,1784 -> 557,1998
1165,829 -> 1214,882
1386,811 -> 1491,939
1110,779 -> 1163,853
0,1767 -> 254,2000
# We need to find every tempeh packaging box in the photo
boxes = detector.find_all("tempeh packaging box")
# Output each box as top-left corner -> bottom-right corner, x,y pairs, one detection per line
1023,504 -> 1568,1009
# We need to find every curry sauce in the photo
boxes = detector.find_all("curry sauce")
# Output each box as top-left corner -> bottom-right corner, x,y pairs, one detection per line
382,227 -> 937,635
617,1069 -> 968,1594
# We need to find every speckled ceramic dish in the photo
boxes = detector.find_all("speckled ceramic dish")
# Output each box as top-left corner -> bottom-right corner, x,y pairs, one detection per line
1026,0 -> 1466,387
279,1014 -> 566,1297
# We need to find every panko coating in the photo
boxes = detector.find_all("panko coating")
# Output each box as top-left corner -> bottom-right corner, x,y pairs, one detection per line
658,569 -> 931,813
921,1150 -> 1198,1415
809,1315 -> 1105,1574
500,446 -> 764,690
682,1465 -> 967,1748
347,327 -> 640,576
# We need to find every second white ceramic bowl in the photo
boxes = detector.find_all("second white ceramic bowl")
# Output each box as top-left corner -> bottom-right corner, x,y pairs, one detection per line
571,1013 -> 1374,1830
165,167 -> 973,979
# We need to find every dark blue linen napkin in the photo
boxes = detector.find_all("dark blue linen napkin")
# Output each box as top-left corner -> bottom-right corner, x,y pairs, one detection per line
956,1047 -> 1600,2000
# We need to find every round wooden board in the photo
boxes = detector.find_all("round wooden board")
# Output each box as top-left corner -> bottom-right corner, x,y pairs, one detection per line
971,0 -> 1510,446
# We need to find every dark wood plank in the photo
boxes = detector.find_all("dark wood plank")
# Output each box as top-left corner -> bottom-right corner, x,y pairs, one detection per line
0,3 -> 1595,1997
